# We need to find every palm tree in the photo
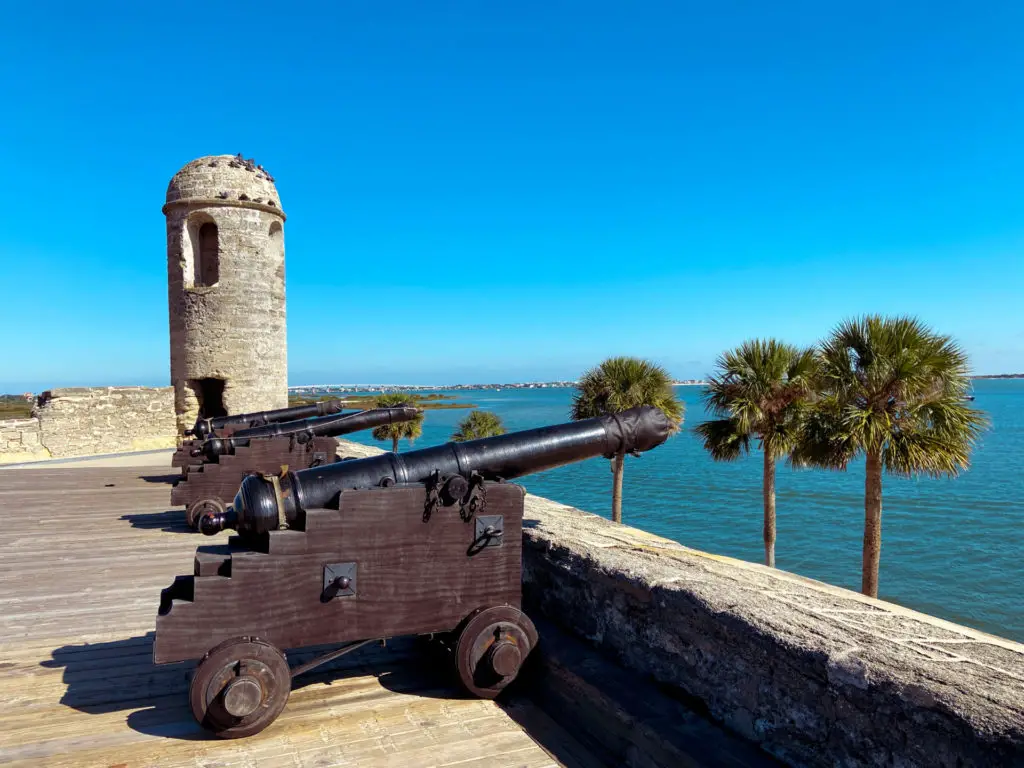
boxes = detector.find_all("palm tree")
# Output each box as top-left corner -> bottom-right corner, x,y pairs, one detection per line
371,393 -> 424,452
571,357 -> 684,523
793,316 -> 986,598
452,410 -> 506,442
696,340 -> 818,568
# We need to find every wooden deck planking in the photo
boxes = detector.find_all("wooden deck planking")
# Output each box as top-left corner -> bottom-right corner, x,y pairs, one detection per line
0,464 -> 583,767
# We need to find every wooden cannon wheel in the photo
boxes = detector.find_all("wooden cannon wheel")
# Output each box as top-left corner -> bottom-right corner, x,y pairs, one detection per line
186,497 -> 225,530
454,606 -> 538,699
189,637 -> 291,738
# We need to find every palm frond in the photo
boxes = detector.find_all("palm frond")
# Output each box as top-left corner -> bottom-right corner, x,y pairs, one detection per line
452,410 -> 506,442
694,418 -> 750,461
804,315 -> 986,476
371,392 -> 425,445
571,356 -> 684,431
700,338 -> 819,462
789,394 -> 857,469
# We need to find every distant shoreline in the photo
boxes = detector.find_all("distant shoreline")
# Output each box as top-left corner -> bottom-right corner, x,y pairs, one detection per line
288,376 -> 1024,392
289,380 -> 709,392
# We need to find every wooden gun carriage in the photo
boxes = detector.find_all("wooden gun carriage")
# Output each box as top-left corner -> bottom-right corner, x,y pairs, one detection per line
154,406 -> 674,738
171,400 -> 346,470
171,407 -> 419,528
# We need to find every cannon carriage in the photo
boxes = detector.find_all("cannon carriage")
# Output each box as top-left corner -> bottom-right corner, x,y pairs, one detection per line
171,407 -> 419,528
171,400 -> 347,469
154,406 -> 674,738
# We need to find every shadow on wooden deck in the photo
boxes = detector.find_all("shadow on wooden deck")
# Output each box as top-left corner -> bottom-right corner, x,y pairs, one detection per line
119,509 -> 193,532
40,634 -> 517,743
138,473 -> 181,485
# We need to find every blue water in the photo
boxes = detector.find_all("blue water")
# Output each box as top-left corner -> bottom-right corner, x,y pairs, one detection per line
341,381 -> 1024,642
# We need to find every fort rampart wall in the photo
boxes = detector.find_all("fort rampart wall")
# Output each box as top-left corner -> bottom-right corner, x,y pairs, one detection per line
0,387 -> 176,464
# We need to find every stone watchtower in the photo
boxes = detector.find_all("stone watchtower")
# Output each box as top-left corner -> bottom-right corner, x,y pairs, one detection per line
164,155 -> 288,434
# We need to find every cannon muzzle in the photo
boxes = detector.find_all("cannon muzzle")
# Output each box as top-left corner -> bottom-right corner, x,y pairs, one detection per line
202,406 -> 675,536
193,407 -> 421,462
185,399 -> 346,439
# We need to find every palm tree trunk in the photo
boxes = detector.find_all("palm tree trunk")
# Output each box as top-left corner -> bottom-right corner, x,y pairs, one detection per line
862,449 -> 883,598
392,435 -> 399,453
763,450 -> 776,568
611,452 -> 624,524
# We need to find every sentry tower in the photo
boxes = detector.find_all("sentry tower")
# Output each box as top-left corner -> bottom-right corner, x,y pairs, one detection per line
164,155 -> 288,435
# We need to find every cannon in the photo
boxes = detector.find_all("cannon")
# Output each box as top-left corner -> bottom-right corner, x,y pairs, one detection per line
171,407 -> 420,528
154,406 -> 674,738
172,400 -> 346,468
187,400 -> 347,439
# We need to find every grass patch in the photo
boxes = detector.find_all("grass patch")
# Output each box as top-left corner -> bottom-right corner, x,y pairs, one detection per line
0,396 -> 34,420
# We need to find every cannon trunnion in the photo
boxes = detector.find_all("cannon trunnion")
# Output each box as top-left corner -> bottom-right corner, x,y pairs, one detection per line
155,481 -> 536,739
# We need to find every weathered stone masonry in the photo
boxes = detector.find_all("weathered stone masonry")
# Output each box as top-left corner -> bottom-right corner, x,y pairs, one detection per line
521,496 -> 1024,768
0,418 -> 47,463
0,387 -> 176,464
165,155 -> 289,435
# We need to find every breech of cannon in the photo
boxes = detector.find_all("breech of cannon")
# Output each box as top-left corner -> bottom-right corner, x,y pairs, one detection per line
201,406 -> 675,537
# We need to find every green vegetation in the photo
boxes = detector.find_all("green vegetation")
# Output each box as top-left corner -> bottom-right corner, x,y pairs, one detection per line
696,316 -> 985,597
696,340 -> 818,568
791,316 -> 986,598
451,410 -> 506,442
571,357 -> 684,524
0,395 -> 33,420
370,393 -> 425,452
289,393 -> 476,410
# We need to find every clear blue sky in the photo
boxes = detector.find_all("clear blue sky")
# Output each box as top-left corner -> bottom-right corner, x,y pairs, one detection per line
1,2 -> 1022,392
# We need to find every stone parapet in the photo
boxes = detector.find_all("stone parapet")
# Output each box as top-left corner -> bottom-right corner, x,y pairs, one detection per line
24,386 -> 177,461
0,417 -> 49,463
521,494 -> 1024,767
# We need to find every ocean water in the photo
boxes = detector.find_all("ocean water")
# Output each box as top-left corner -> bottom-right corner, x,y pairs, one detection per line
340,380 -> 1024,642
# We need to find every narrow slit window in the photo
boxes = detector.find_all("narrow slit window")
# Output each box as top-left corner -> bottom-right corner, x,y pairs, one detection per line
195,222 -> 219,287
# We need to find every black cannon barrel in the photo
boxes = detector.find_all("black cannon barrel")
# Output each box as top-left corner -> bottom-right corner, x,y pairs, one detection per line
192,407 -> 421,462
185,399 -> 346,439
202,406 -> 675,536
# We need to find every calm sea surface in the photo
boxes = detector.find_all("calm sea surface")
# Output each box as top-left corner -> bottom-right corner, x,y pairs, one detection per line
340,380 -> 1024,642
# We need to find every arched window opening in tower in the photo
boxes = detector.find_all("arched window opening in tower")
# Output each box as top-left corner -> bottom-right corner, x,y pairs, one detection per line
196,222 -> 220,287
269,221 -> 284,281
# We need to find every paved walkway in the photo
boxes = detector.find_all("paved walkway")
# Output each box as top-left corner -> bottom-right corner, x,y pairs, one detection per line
0,448 -> 176,470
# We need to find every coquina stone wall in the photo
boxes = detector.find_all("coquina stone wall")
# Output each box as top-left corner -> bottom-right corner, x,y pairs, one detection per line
0,418 -> 49,463
521,496 -> 1024,767
0,387 -> 176,464
332,436 -> 1024,768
